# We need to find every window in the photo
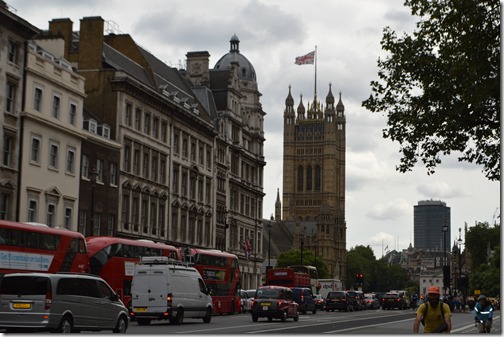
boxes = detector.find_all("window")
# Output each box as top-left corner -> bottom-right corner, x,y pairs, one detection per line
64,207 -> 72,229
8,40 -> 18,64
3,135 -> 13,167
34,87 -> 43,111
81,154 -> 90,178
0,193 -> 9,220
133,149 -> 139,175
134,108 -> 141,130
107,214 -> 115,236
182,137 -> 188,158
78,210 -> 86,234
69,103 -> 77,125
151,156 -> 158,182
6,81 -> 16,114
88,119 -> 97,134
28,199 -> 38,222
144,112 -> 150,134
161,121 -> 167,143
47,203 -> 56,227
142,152 -> 149,179
173,131 -> 180,155
96,159 -> 104,183
31,137 -> 41,163
109,163 -> 117,186
66,147 -> 75,173
125,102 -> 132,126
49,143 -> 59,169
153,117 -> 159,139
160,158 -> 166,184
52,95 -> 61,118
123,145 -> 130,172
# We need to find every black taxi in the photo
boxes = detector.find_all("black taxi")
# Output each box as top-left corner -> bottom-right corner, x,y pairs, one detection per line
251,286 -> 299,322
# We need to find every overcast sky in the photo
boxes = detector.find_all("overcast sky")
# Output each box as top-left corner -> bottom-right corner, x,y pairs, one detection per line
8,0 -> 500,258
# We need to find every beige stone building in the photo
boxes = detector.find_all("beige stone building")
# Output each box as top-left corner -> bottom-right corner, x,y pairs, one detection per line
0,3 -> 40,220
17,39 -> 86,229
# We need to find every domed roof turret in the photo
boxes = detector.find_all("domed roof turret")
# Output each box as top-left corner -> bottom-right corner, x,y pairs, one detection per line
285,85 -> 294,106
214,34 -> 256,81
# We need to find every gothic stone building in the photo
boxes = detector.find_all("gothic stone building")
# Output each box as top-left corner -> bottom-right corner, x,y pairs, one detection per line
275,85 -> 347,286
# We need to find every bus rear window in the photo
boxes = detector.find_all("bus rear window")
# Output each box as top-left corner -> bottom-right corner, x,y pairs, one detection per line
0,276 -> 50,295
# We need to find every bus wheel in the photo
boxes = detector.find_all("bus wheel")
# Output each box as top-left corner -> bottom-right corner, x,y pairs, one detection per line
203,307 -> 212,323
229,301 -> 235,315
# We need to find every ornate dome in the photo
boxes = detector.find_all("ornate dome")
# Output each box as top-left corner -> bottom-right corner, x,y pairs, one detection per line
214,34 -> 256,82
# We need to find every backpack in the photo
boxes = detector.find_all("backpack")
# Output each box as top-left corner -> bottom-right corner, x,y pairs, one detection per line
420,302 -> 445,326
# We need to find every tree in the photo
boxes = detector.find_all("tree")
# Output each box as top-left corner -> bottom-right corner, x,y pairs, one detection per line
276,249 -> 330,279
362,0 -> 500,180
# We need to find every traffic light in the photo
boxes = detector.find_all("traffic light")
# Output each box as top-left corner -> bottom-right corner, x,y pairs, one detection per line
355,273 -> 359,285
359,273 -> 364,286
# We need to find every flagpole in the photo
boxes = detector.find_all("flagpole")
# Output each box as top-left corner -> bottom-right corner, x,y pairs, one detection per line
314,45 -> 317,96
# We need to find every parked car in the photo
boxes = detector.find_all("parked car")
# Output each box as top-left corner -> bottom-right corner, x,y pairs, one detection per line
239,289 -> 253,313
0,272 -> 129,333
381,292 -> 408,310
292,287 -> 317,314
314,294 -> 325,310
251,286 -> 299,322
364,293 -> 380,309
325,291 -> 353,312
245,289 -> 257,300
346,290 -> 365,311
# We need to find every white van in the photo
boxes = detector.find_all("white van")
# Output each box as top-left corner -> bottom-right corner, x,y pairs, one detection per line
130,256 -> 213,325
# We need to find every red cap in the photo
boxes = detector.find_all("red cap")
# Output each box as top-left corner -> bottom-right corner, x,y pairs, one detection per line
427,286 -> 440,295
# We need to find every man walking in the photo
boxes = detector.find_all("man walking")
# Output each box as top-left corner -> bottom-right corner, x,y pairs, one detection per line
413,286 -> 452,333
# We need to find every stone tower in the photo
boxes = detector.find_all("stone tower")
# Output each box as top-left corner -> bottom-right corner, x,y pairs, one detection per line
281,83 -> 347,285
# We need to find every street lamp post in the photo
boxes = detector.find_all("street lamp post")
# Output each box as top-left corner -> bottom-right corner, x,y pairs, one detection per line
89,168 -> 98,237
457,227 -> 463,295
267,223 -> 272,268
442,223 -> 448,294
300,231 -> 305,266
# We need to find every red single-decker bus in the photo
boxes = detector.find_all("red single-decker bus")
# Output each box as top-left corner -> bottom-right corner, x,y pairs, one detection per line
0,220 -> 89,275
182,248 -> 241,315
86,236 -> 180,309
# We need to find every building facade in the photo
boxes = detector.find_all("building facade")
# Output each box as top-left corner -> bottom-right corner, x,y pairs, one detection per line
278,84 -> 347,285
0,3 -> 40,221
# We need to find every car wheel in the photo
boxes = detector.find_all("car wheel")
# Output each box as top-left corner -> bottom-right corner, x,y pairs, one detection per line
294,311 -> 299,321
113,315 -> 128,333
281,310 -> 287,322
203,307 -> 212,323
175,308 -> 184,325
326,309 -> 329,312
313,307 -> 317,314
230,301 -> 235,315
55,315 -> 73,333
252,314 -> 258,322
268,317 -> 273,322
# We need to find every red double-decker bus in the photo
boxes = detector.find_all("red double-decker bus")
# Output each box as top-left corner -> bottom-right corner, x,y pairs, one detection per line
182,248 -> 241,315
0,220 -> 89,275
266,267 -> 311,288
86,236 -> 180,309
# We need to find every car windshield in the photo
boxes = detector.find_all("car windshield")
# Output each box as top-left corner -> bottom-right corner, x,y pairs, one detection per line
246,290 -> 256,298
365,294 -> 374,299
384,293 -> 399,298
327,292 -> 345,299
256,288 -> 282,299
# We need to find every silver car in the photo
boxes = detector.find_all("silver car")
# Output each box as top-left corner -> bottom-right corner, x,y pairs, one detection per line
0,272 -> 128,333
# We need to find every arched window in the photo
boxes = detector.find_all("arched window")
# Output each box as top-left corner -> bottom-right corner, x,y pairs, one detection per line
315,165 -> 321,191
306,166 -> 312,191
297,166 -> 304,192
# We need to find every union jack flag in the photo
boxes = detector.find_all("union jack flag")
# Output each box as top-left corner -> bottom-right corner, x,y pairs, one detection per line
295,50 -> 315,65
242,238 -> 252,260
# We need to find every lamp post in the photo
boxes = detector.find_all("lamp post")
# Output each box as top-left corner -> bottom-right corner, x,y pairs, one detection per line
300,228 -> 305,266
223,208 -> 229,251
457,227 -> 463,295
442,223 -> 448,294
89,168 -> 98,237
267,222 -> 272,268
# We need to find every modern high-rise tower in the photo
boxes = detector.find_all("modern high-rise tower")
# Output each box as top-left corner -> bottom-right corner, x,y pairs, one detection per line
414,200 -> 451,251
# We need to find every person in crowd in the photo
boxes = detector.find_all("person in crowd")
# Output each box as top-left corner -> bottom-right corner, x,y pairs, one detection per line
413,286 -> 452,333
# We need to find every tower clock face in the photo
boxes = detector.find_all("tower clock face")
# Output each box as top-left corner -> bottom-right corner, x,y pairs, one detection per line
192,62 -> 201,73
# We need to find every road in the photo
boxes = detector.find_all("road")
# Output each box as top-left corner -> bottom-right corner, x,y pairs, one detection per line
121,308 -> 500,334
